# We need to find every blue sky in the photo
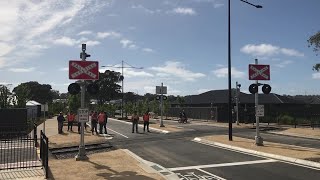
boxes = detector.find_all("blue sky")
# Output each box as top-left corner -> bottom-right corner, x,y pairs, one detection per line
1,0 -> 320,96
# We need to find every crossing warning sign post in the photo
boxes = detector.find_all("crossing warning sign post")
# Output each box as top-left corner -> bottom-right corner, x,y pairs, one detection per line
248,59 -> 271,146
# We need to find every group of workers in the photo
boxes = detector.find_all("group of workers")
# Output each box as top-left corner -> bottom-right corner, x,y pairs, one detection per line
57,110 -> 152,135
131,111 -> 151,133
56,111 -> 108,135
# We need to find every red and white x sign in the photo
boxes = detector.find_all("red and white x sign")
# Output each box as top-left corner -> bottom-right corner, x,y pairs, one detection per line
69,60 -> 99,80
248,64 -> 270,80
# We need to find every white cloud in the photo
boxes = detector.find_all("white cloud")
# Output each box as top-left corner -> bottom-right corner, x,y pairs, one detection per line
9,67 -> 35,73
128,44 -> 138,50
81,40 -> 100,47
173,7 -> 196,15
142,48 -> 155,53
150,61 -> 205,81
120,39 -> 138,50
77,31 -> 92,36
0,0 -> 109,68
0,42 -> 14,56
312,72 -> 320,79
97,31 -> 121,39
125,70 -> 154,78
280,48 -> 304,57
241,44 -> 304,57
53,36 -> 77,46
214,3 -> 224,8
212,67 -> 245,78
131,4 -> 160,14
274,60 -> 293,68
198,88 -> 210,94
59,67 -> 68,71
120,39 -> 132,48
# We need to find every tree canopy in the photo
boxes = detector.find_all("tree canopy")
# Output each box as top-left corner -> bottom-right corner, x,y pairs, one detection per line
0,85 -> 11,108
13,81 -> 54,105
308,31 -> 320,71
92,70 -> 122,105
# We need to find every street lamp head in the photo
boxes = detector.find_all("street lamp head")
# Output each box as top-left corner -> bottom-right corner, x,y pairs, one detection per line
255,5 -> 263,8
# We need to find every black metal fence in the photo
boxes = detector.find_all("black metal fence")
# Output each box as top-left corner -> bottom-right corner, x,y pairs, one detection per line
0,124 -> 41,170
168,107 -> 218,121
40,130 -> 49,178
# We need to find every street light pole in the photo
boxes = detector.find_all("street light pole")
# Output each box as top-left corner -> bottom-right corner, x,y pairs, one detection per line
101,61 -> 143,119
236,81 -> 241,125
227,0 -> 262,141
228,0 -> 232,141
121,60 -> 124,119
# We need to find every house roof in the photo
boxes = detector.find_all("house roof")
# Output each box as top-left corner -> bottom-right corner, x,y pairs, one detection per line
26,100 -> 41,106
183,89 -> 305,105
287,95 -> 320,104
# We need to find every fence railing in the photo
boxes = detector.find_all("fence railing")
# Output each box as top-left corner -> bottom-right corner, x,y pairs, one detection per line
40,130 -> 49,179
0,123 -> 41,170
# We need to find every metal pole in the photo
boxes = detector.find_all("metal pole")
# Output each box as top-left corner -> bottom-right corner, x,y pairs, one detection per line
255,59 -> 263,146
160,83 -> 165,127
43,104 -> 46,134
236,82 -> 239,125
76,44 -> 88,160
122,60 -> 124,119
228,0 -> 232,141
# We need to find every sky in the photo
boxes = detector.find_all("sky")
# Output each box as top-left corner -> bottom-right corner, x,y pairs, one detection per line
1,0 -> 320,96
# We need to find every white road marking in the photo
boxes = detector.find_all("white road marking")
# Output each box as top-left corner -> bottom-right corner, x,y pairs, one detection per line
168,159 -> 277,171
197,168 -> 227,180
107,128 -> 129,138
109,118 -> 169,134
193,138 -> 320,170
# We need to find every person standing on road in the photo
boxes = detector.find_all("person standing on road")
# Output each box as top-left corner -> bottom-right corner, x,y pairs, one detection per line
98,111 -> 107,134
91,111 -> 98,135
67,112 -> 75,132
143,111 -> 150,133
57,112 -> 65,134
132,111 -> 139,133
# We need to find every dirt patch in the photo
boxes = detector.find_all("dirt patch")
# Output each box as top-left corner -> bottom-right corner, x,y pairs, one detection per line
48,149 -> 164,180
281,128 -> 320,138
200,135 -> 320,162
49,130 -> 107,149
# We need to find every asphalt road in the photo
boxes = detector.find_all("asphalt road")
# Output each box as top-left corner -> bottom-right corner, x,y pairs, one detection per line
107,118 -> 320,180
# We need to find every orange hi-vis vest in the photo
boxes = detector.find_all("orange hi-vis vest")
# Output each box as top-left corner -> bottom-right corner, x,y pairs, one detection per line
67,114 -> 75,122
143,114 -> 149,122
98,113 -> 106,123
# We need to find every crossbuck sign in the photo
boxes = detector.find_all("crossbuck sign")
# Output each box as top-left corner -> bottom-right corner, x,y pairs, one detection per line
248,64 -> 270,80
69,60 -> 99,80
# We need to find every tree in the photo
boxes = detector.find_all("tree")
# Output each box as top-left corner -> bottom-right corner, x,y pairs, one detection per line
68,94 -> 81,113
13,81 -> 54,104
0,85 -> 11,108
93,70 -> 122,105
176,95 -> 185,107
12,83 -> 30,108
51,90 -> 60,99
163,100 -> 170,119
308,31 -> 320,70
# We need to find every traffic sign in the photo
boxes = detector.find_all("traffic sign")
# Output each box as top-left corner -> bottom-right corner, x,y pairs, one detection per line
256,105 -> 264,117
249,64 -> 270,80
69,60 -> 99,80
156,86 -> 167,94
78,108 -> 89,122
